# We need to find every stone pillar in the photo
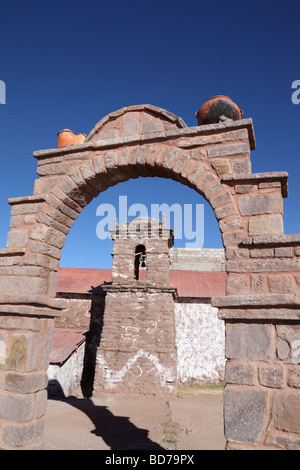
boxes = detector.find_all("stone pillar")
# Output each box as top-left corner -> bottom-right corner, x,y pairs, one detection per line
222,319 -> 300,449
0,316 -> 54,450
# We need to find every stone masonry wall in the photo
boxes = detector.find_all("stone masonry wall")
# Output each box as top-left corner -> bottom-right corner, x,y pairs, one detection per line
94,288 -> 178,396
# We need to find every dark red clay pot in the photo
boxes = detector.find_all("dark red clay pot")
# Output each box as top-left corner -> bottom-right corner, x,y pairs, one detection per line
195,95 -> 243,125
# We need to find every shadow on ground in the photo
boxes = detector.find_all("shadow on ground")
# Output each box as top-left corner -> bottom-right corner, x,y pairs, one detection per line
48,381 -> 164,450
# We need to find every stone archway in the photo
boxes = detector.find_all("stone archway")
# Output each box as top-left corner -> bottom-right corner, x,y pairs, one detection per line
0,104 -> 299,450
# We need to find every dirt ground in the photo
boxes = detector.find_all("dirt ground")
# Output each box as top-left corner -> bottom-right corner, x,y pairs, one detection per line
43,386 -> 225,451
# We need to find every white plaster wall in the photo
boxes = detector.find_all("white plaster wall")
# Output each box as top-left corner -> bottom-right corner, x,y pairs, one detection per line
47,342 -> 85,397
175,301 -> 226,383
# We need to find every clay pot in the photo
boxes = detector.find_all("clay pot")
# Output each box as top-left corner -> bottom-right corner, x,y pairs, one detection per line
73,133 -> 87,145
195,96 -> 243,125
57,129 -> 75,148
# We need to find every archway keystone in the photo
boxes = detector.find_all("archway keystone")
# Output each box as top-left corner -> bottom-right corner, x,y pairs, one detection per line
0,105 -> 299,449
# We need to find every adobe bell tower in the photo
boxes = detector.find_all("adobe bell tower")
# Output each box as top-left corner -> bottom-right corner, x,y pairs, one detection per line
93,217 -> 178,396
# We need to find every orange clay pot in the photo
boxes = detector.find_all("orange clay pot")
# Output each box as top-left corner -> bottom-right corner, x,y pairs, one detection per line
73,133 -> 87,145
57,129 -> 75,148
195,95 -> 243,125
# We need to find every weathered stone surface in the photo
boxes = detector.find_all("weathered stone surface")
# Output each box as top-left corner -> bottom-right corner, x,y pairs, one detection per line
224,386 -> 268,444
211,159 -> 230,176
287,366 -> 300,388
5,334 -> 40,372
248,215 -> 284,236
6,230 -> 27,248
240,194 -> 281,216
272,390 -> 300,433
225,361 -> 255,385
276,325 -> 300,363
258,365 -> 285,388
226,323 -> 273,359
4,371 -> 48,394
2,420 -> 44,447
274,247 -> 293,258
264,432 -> 300,450
0,392 -> 35,421
269,275 -> 294,293
233,159 -> 251,175
207,143 -> 249,158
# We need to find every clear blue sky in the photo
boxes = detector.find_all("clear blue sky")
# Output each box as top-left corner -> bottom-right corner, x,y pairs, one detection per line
0,0 -> 300,268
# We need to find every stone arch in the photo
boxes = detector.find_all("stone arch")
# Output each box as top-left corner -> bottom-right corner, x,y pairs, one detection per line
0,104 -> 299,450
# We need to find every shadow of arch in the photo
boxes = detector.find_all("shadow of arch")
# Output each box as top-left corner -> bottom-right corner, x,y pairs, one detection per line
48,380 -> 165,450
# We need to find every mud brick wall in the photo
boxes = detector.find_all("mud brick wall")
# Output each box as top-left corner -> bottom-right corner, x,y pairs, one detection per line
94,287 -> 177,396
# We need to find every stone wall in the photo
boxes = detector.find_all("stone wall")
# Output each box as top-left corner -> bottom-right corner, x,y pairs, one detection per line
223,321 -> 300,449
94,287 -> 178,396
170,248 -> 225,271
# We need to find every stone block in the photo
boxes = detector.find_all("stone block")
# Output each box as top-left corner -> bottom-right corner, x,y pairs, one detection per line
6,230 -> 27,248
207,143 -> 249,158
4,371 -> 48,394
226,323 -> 273,359
0,392 -> 35,421
287,366 -> 300,388
140,120 -> 163,135
123,113 -> 139,136
274,247 -> 293,258
248,215 -> 283,236
104,151 -> 117,169
264,432 -> 300,450
226,278 -> 248,295
258,365 -> 285,388
240,194 -> 281,216
211,159 -> 230,177
269,275 -> 294,293
235,185 -> 254,194
272,390 -> 300,433
224,386 -> 268,444
249,248 -> 274,258
5,334 -> 39,372
233,159 -> 251,175
225,361 -> 255,385
2,420 -> 44,447
0,276 -> 48,296
250,274 -> 266,293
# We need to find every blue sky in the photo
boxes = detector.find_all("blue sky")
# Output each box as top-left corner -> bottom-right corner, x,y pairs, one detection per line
0,0 -> 300,268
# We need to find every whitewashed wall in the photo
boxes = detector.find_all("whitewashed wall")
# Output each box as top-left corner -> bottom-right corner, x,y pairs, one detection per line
47,342 -> 85,397
175,301 -> 226,383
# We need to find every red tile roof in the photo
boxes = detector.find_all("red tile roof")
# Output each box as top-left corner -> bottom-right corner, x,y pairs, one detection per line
57,268 -> 226,298
49,328 -> 86,364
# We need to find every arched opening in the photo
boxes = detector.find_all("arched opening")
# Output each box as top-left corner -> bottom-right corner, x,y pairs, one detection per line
134,244 -> 147,280
46,175 -> 226,449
